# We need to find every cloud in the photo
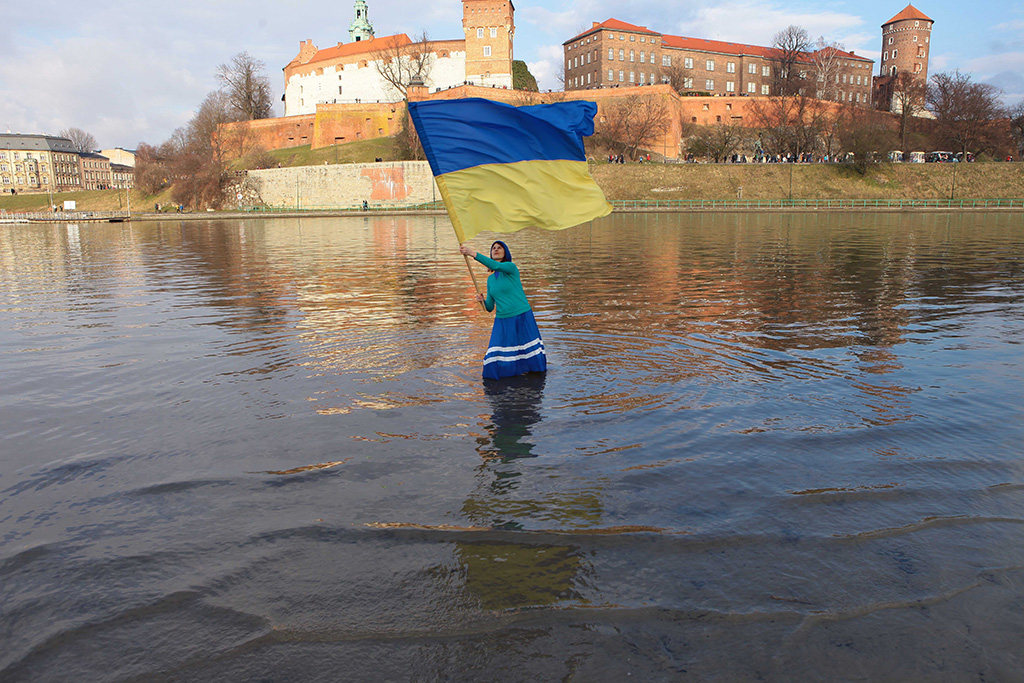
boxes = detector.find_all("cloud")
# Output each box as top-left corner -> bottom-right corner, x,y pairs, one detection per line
673,2 -> 863,47
529,44 -> 568,92
964,52 -> 1024,102
0,33 -> 211,147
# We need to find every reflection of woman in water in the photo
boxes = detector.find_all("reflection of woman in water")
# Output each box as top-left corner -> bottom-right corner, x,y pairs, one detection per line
477,372 -> 547,461
459,240 -> 547,380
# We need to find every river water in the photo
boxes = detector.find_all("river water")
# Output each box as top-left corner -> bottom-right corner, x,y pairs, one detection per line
2,212 -> 1024,681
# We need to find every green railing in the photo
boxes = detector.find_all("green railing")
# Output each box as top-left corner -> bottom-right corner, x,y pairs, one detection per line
610,198 -> 1024,210
232,198 -> 1024,213
239,201 -> 447,214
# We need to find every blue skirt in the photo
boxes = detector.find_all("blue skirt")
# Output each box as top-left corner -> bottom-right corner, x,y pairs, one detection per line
483,310 -> 547,380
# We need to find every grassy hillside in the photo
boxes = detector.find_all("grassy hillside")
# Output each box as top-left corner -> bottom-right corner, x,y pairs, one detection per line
3,161 -> 1022,214
590,162 -> 1024,201
237,138 -> 400,169
0,187 -> 176,213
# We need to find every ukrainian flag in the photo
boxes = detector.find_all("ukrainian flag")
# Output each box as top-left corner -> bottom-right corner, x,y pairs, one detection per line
407,98 -> 612,243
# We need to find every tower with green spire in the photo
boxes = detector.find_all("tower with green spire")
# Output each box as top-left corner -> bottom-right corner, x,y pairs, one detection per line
349,0 -> 374,42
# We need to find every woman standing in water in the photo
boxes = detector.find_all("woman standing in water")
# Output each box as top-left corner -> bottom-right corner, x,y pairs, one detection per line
459,241 -> 547,380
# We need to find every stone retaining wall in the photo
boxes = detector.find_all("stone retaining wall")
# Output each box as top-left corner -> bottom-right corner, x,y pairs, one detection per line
229,161 -> 440,209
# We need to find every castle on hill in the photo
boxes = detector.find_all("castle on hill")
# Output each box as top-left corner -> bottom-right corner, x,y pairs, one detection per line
283,0 -> 515,117
218,2 -> 936,160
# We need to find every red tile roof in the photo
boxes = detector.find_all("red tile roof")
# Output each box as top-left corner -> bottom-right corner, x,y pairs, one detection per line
565,18 -> 658,43
884,4 -> 933,25
292,34 -> 413,67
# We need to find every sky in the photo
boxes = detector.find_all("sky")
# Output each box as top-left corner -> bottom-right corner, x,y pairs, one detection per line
2,0 -> 1022,149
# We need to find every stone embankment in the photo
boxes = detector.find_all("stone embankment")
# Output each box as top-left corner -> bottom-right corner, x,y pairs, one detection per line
227,161 -> 440,211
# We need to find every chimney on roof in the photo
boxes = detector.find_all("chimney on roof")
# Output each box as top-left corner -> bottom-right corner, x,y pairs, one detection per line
850,51 -> 855,56
592,22 -> 599,28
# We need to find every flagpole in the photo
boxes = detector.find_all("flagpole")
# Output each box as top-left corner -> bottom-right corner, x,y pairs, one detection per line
463,253 -> 487,310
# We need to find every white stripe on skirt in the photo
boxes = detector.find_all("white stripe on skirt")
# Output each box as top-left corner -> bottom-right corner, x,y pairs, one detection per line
483,338 -> 544,365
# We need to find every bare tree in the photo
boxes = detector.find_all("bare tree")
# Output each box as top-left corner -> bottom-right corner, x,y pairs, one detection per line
1009,100 -> 1024,159
840,106 -> 897,173
748,94 -> 822,158
374,32 -> 434,99
601,94 -> 670,160
684,121 -> 746,162
134,142 -> 168,195
155,91 -> 240,209
928,70 -> 1006,156
810,38 -> 845,102
662,57 -> 692,95
59,127 -> 97,152
216,52 -> 274,120
772,25 -> 812,96
394,106 -> 424,161
891,71 -> 929,154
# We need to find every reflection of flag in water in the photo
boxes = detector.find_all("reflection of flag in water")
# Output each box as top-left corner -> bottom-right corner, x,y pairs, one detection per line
408,98 -> 612,243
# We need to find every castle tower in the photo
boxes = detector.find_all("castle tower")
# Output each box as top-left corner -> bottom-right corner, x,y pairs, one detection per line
463,0 -> 515,88
349,0 -> 374,42
879,4 -> 933,82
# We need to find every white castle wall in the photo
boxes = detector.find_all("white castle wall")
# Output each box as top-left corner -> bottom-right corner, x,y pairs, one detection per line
285,51 -> 469,117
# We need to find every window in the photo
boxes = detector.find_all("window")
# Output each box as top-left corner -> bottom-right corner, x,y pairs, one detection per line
892,49 -> 898,58
629,50 -> 634,62
706,59 -> 715,71
640,37 -> 646,43
483,45 -> 491,57
629,71 -> 635,83
684,57 -> 693,69
640,51 -> 645,63
727,62 -> 735,73
619,70 -> 624,82
748,63 -> 757,74
888,37 -> 893,45
748,82 -> 756,93
629,35 -> 635,41
761,84 -> 770,94
762,66 -> 770,77
842,74 -> 847,83
619,49 -> 624,60
913,35 -> 918,42
490,27 -> 497,38
684,77 -> 693,89
706,79 -> 714,90
662,55 -> 671,66
726,81 -> 735,92
477,28 -> 483,38
587,73 -> 591,84
609,48 -> 614,60
339,86 -> 343,94
587,52 -> 591,64
884,51 -> 888,61
608,69 -> 614,80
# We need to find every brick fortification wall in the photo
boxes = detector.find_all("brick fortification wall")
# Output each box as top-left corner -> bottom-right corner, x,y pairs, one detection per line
222,83 -> 853,162
218,102 -> 404,156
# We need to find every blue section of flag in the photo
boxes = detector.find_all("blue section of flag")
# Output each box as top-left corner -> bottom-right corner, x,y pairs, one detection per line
408,98 -> 598,176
